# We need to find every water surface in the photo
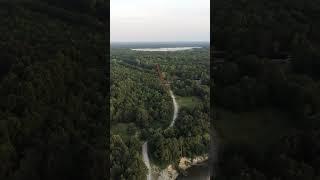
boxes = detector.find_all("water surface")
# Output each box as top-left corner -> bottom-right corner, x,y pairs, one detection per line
131,47 -> 202,52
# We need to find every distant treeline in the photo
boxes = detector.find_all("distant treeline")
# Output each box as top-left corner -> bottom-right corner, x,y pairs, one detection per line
110,42 -> 210,49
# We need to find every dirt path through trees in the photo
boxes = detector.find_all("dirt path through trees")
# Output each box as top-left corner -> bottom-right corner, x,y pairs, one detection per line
142,88 -> 179,180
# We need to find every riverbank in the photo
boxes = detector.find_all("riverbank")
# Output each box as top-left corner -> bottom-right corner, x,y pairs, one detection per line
154,155 -> 209,180
176,162 -> 210,180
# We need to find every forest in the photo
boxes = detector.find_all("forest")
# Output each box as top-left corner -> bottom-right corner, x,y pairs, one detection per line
214,0 -> 320,179
110,46 -> 210,179
0,1 -> 107,180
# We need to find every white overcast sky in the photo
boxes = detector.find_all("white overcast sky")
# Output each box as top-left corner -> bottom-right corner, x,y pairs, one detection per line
111,0 -> 210,42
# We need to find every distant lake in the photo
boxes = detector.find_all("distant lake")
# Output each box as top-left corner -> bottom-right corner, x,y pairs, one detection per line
131,47 -> 202,52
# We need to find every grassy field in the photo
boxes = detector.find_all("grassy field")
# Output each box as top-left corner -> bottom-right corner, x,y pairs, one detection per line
215,108 -> 296,151
176,96 -> 202,109
111,123 -> 138,139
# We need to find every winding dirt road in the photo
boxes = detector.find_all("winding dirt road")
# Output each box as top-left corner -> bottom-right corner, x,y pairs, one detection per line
169,90 -> 179,127
142,142 -> 152,180
142,89 -> 179,180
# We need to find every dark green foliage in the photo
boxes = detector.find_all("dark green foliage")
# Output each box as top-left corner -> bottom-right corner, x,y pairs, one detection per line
214,0 -> 320,178
110,49 -> 175,178
110,61 -> 173,129
111,47 -> 210,175
0,2 -> 106,180
42,0 -> 108,20
149,107 -> 210,166
110,135 -> 147,180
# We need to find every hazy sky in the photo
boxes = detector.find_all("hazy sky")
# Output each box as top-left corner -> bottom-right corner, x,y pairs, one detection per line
111,0 -> 210,42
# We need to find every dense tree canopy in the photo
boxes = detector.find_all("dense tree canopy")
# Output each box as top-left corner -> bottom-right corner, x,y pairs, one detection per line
0,1 -> 106,180
214,0 -> 320,179
110,46 -> 210,178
